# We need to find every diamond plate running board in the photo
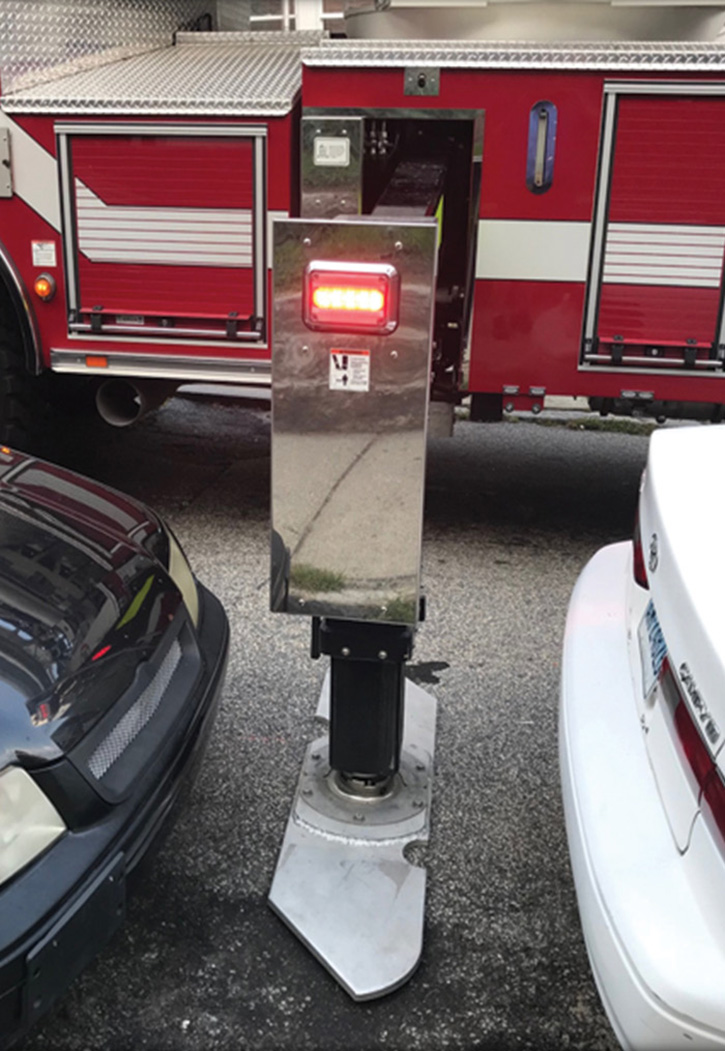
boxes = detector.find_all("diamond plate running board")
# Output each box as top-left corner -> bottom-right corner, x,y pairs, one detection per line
269,670 -> 437,1001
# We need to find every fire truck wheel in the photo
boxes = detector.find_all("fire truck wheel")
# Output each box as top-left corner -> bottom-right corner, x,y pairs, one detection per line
0,328 -> 37,451
45,375 -> 100,420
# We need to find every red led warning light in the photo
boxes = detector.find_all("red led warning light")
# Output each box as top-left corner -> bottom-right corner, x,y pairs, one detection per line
304,261 -> 400,335
312,286 -> 386,313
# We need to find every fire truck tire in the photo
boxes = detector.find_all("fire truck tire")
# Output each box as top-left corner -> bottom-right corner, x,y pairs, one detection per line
46,374 -> 100,420
0,328 -> 37,450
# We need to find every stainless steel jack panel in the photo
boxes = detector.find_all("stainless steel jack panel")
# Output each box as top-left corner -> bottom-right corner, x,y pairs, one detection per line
268,670 -> 437,1001
301,116 -> 364,218
271,217 -> 438,625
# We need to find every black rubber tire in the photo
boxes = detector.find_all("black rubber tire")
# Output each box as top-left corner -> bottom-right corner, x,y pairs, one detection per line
0,324 -> 38,450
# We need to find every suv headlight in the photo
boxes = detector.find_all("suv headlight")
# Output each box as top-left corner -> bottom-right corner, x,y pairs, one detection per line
167,529 -> 199,627
0,767 -> 66,887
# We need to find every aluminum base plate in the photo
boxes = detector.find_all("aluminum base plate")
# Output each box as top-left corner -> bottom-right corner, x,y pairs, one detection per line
268,671 -> 437,1001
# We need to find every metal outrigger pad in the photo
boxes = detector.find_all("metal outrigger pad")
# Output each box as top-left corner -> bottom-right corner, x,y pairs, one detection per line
269,670 -> 437,1001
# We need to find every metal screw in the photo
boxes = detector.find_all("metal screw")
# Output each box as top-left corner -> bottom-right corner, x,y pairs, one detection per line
298,599 -> 306,607
341,646 -> 351,657
303,237 -> 312,247
353,813 -> 366,823
394,241 -> 403,252
390,350 -> 398,359
378,650 -> 388,660
340,199 -> 347,207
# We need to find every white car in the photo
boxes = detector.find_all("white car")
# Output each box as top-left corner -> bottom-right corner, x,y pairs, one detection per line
560,426 -> 725,1050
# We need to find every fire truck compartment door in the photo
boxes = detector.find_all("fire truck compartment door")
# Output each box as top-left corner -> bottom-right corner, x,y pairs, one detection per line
589,94 -> 725,365
57,124 -> 266,341
270,217 -> 438,625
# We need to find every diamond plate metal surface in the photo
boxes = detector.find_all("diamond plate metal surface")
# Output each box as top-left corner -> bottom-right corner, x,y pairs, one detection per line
303,37 -> 725,70
0,0 -> 211,96
3,36 -> 307,115
177,28 -> 326,44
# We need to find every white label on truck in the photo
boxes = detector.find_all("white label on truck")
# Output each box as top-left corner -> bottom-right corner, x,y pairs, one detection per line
32,240 -> 56,267
329,349 -> 370,392
314,136 -> 350,168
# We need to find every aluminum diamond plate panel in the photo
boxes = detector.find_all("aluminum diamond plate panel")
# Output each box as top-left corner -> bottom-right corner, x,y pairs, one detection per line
302,38 -> 725,70
0,0 -> 210,96
177,30 -> 327,45
2,38 -> 305,116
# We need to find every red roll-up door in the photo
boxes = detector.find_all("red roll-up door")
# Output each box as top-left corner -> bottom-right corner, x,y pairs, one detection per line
596,96 -> 725,365
64,131 -> 260,340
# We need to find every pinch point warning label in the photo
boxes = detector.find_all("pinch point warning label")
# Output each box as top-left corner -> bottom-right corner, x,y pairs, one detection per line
329,349 -> 370,392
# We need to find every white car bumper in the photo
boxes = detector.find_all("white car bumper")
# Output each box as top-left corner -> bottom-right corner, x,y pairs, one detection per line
560,542 -> 725,1051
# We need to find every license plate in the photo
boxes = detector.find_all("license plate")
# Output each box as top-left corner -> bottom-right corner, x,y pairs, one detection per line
638,599 -> 667,697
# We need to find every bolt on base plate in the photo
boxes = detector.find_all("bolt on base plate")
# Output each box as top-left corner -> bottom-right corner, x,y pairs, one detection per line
268,670 -> 437,1001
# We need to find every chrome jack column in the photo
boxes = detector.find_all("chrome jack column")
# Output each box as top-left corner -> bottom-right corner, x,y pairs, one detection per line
268,216 -> 439,999
269,619 -> 437,1000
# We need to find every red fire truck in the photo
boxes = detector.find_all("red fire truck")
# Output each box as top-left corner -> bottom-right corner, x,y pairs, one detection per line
2,0 -> 725,446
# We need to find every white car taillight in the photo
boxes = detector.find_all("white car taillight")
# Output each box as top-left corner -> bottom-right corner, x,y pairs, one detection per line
660,659 -> 725,850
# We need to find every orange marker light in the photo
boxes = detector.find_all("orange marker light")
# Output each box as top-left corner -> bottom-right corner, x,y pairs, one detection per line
33,273 -> 56,301
85,356 -> 108,369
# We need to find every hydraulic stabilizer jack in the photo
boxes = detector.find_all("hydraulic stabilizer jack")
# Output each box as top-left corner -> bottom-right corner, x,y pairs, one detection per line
268,216 -> 439,1000
321,617 -> 410,786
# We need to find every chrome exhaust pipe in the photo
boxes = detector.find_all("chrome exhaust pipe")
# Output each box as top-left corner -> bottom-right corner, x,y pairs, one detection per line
95,379 -> 177,427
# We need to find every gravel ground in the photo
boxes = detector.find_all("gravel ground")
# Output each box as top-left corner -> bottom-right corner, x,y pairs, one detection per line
18,397 -> 657,1051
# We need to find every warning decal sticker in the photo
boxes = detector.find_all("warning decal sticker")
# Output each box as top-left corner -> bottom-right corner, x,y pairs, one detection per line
314,136 -> 351,168
32,241 -> 56,267
329,349 -> 370,392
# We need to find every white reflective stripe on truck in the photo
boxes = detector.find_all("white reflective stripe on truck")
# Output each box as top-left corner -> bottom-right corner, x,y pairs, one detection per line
475,219 -> 591,282
0,111 -> 60,230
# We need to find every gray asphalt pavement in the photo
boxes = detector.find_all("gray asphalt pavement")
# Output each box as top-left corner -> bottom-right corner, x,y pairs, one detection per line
20,397 -> 655,1051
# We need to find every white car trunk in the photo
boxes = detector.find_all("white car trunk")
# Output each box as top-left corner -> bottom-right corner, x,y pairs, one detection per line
636,427 -> 725,851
